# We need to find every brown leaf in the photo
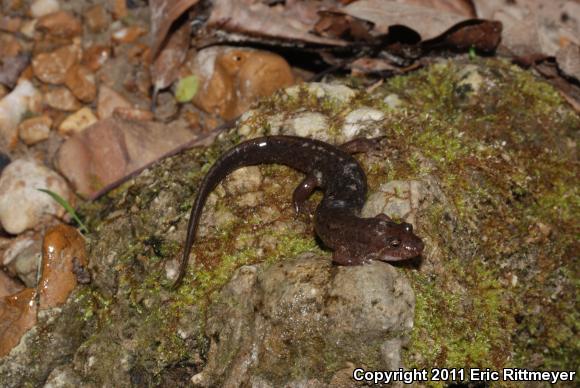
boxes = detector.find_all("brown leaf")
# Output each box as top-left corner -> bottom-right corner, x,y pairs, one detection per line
340,0 -> 465,39
403,0 -> 475,18
207,0 -> 345,46
423,20 -> 502,53
473,0 -> 579,56
56,117 -> 198,198
314,12 -> 375,42
151,21 -> 191,92
150,0 -> 199,59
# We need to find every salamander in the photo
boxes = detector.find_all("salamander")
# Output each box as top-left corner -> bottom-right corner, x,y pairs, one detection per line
173,135 -> 424,287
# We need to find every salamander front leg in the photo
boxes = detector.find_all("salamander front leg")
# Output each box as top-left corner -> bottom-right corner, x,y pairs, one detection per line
340,136 -> 386,154
292,174 -> 319,214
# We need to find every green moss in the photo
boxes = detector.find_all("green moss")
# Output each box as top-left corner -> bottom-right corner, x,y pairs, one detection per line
72,57 -> 578,383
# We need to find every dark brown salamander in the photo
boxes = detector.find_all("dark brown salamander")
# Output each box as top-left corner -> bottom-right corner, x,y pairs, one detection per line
173,135 -> 424,287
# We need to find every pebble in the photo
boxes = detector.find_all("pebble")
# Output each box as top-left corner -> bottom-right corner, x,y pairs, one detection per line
39,224 -> 89,308
18,115 -> 52,145
0,159 -> 73,234
0,224 -> 88,357
285,82 -> 356,102
113,107 -> 154,121
111,0 -> 128,20
362,180 -> 426,226
36,10 -> 82,38
341,107 -> 385,139
384,93 -> 403,109
0,80 -> 42,147
44,87 -> 82,111
30,0 -> 60,18
287,112 -> 330,141
2,233 -> 41,287
58,107 -> 98,136
64,65 -> 97,103
84,4 -> 109,33
112,26 -> 146,44
82,44 -> 111,71
0,288 -> 37,357
32,44 -> 80,85
190,47 -> 295,120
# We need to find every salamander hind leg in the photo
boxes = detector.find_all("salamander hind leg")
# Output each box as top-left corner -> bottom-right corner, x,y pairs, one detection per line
292,174 -> 319,214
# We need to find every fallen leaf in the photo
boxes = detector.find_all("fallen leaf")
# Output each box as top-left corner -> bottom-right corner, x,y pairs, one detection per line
150,0 -> 200,59
175,75 -> 199,103
151,21 -> 191,97
206,0 -> 345,46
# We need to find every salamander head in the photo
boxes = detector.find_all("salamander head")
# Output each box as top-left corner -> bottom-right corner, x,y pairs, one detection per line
367,215 -> 424,262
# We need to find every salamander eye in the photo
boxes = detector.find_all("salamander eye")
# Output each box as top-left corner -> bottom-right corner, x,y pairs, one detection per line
390,239 -> 401,248
403,223 -> 413,233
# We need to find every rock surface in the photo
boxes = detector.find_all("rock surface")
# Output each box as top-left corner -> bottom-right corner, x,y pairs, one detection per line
0,61 -> 577,386
0,160 -> 72,234
194,255 -> 414,386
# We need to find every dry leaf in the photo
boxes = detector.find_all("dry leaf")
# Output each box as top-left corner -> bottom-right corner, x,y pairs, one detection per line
151,21 -> 191,93
207,0 -> 345,46
150,0 -> 199,59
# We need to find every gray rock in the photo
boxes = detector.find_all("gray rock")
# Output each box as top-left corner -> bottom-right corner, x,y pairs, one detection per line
193,254 -> 414,386
0,160 -> 72,234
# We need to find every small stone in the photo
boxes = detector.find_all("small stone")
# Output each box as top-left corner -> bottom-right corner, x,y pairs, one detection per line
362,180 -> 427,226
112,26 -> 146,44
0,271 -> 24,298
0,80 -> 42,147
0,288 -> 37,357
287,112 -> 330,141
32,44 -> 80,84
0,159 -> 73,234
82,44 -> 110,71
44,87 -> 82,111
191,47 -> 295,120
3,233 -> 41,287
19,19 -> 37,39
222,166 -> 263,196
58,107 -> 97,136
154,91 -> 178,121
110,0 -> 128,20
97,85 -> 132,119
113,107 -> 154,121
64,65 -> 97,103
384,93 -> 403,109
342,108 -> 385,139
0,15 -> 22,33
18,115 -> 52,145
285,82 -> 355,102
36,11 -> 82,38
39,224 -> 88,308
30,0 -> 60,18
84,4 -> 109,33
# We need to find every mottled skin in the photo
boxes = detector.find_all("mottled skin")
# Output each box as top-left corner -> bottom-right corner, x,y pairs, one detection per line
173,136 -> 424,287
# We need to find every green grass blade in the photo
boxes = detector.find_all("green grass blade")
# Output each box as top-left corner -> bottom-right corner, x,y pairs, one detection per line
37,188 -> 89,234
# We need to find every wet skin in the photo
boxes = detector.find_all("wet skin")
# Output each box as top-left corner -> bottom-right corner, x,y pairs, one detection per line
173,135 -> 424,287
